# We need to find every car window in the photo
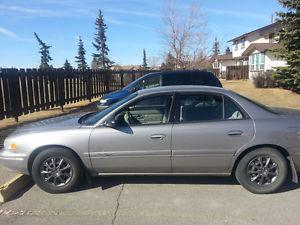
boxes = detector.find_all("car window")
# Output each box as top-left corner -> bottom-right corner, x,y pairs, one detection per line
140,74 -> 161,89
179,94 -> 223,122
115,95 -> 172,126
224,97 -> 244,120
163,73 -> 192,86
80,93 -> 138,126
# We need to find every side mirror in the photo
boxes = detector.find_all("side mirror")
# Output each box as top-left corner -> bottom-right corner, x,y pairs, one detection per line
102,117 -> 117,128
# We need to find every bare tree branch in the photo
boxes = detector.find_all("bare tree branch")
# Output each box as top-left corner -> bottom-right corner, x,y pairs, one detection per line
160,0 -> 208,69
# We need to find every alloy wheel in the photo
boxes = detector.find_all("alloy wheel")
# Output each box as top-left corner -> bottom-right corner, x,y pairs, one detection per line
247,155 -> 279,186
40,157 -> 73,187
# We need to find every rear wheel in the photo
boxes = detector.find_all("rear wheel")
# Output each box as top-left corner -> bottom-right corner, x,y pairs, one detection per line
31,148 -> 82,193
235,148 -> 288,194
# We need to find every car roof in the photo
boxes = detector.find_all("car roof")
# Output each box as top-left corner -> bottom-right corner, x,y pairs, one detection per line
136,85 -> 230,96
146,70 -> 213,76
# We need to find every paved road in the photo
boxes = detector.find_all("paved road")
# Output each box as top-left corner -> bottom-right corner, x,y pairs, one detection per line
0,176 -> 300,225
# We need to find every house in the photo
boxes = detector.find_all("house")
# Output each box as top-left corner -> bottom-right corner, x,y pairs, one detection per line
211,52 -> 235,78
212,22 -> 286,79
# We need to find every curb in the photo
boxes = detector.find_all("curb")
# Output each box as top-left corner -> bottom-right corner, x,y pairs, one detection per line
0,174 -> 32,203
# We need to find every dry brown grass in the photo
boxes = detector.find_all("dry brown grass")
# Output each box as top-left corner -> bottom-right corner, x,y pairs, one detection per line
222,80 -> 300,110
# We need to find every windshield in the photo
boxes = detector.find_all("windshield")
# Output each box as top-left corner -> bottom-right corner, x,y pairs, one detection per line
80,93 -> 138,126
123,77 -> 143,92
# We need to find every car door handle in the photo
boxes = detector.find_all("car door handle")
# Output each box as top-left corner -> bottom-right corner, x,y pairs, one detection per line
227,130 -> 243,136
150,134 -> 166,140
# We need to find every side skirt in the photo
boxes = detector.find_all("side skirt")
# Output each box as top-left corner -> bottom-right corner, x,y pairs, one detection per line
96,172 -> 231,176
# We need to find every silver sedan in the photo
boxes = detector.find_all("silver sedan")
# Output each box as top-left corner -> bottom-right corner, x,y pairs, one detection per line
1,86 -> 300,194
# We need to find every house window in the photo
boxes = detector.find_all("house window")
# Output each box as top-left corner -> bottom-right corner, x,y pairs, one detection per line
269,33 -> 274,43
241,38 -> 245,48
234,41 -> 238,50
250,53 -> 265,71
213,62 -> 220,69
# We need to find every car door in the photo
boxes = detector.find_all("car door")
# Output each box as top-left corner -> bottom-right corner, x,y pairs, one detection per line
89,94 -> 174,173
171,93 -> 255,173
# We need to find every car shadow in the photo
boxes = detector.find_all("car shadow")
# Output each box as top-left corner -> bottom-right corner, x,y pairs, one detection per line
73,174 -> 300,194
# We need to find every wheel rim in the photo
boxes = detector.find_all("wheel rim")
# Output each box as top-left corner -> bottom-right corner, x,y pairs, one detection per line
40,157 -> 73,187
247,155 -> 279,186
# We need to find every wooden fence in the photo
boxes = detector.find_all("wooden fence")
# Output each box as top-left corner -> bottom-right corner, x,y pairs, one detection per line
226,65 -> 249,80
0,69 -> 154,121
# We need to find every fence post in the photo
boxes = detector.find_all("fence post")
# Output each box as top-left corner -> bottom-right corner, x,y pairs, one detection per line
9,69 -> 22,122
87,70 -> 92,102
57,69 -> 65,111
120,70 -> 124,88
105,70 -> 110,93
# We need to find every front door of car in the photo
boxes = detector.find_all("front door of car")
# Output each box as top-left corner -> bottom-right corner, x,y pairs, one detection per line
171,93 -> 255,173
89,94 -> 174,173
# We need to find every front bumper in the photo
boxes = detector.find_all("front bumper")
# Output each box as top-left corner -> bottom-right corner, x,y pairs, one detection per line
0,149 -> 29,175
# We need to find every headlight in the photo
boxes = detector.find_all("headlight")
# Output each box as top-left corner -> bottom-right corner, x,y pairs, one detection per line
100,99 -> 108,104
4,139 -> 18,151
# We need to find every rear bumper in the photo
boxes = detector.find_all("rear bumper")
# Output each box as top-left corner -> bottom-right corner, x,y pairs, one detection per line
0,149 -> 29,175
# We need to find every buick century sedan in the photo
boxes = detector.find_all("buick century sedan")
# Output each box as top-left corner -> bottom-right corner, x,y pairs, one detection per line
1,86 -> 300,194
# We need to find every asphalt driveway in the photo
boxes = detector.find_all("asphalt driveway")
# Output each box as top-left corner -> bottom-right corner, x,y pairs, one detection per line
0,175 -> 300,225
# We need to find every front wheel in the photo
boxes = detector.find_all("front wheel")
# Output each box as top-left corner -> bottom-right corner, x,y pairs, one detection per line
31,148 -> 82,193
235,148 -> 288,194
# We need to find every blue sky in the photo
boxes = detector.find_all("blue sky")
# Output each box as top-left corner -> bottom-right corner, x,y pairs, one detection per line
0,0 -> 283,68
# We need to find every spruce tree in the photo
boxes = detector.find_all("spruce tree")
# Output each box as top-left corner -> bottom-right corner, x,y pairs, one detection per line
212,37 -> 220,56
63,59 -> 72,70
142,48 -> 148,69
274,0 -> 300,93
161,52 -> 176,70
75,37 -> 88,70
225,47 -> 231,54
34,32 -> 52,69
92,10 -> 113,69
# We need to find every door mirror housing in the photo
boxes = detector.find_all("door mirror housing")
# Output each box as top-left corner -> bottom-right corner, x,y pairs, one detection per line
102,116 -> 117,128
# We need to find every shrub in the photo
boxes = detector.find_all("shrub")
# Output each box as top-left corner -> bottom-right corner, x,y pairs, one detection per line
252,70 -> 277,88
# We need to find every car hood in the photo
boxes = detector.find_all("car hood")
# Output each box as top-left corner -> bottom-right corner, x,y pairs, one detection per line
10,113 -> 86,136
102,89 -> 130,102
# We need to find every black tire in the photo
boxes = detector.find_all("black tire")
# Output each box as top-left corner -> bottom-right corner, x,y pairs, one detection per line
31,147 -> 82,194
235,148 -> 288,194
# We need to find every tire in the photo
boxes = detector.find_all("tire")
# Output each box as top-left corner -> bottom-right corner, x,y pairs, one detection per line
235,148 -> 288,194
31,147 -> 82,194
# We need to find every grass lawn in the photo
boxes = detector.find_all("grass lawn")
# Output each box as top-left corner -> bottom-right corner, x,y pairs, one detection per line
222,80 -> 300,110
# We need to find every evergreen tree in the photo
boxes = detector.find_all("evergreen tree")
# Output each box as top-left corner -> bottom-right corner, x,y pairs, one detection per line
141,48 -> 148,69
273,0 -> 300,93
225,47 -> 231,54
91,56 -> 100,69
75,37 -> 88,70
34,32 -> 52,69
63,59 -> 72,70
212,37 -> 220,56
161,52 -> 176,70
92,10 -> 113,69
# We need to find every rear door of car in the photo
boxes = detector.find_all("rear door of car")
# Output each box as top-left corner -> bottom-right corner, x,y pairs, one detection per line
171,92 -> 255,173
